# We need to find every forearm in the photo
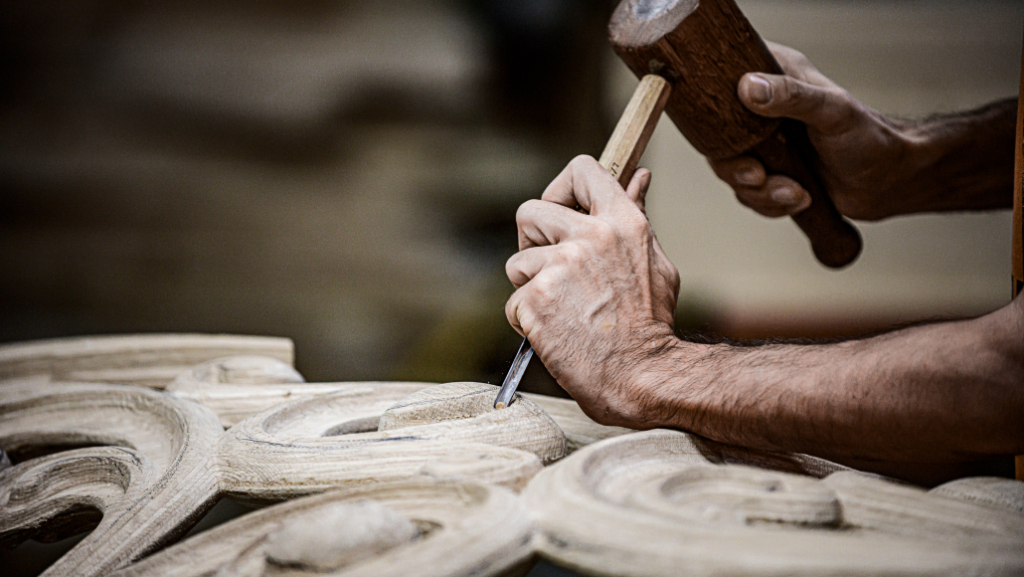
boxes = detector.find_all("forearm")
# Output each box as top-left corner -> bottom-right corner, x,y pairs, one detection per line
640,297 -> 1024,465
896,98 -> 1017,215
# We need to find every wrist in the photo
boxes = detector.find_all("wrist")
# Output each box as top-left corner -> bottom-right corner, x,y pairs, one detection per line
626,335 -> 716,431
891,100 -> 1017,214
870,114 -> 933,217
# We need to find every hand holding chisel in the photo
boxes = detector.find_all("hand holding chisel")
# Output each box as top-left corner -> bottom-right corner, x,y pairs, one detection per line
494,75 -> 671,409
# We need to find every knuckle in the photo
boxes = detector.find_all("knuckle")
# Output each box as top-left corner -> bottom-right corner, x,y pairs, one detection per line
531,275 -> 558,304
515,200 -> 549,231
623,215 -> 648,239
515,199 -> 542,222
504,294 -> 519,321
591,220 -> 618,245
632,210 -> 652,229
504,253 -> 521,278
780,76 -> 805,103
734,189 -> 759,207
559,241 -> 584,264
569,154 -> 597,170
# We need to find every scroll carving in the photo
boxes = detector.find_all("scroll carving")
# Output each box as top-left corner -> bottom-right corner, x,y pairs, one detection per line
524,429 -> 1024,576
167,355 -> 630,450
165,355 -> 424,428
0,381 -> 223,577
0,335 -> 293,388
215,381 -> 568,501
3,335 -> 1023,577
110,480 -> 534,577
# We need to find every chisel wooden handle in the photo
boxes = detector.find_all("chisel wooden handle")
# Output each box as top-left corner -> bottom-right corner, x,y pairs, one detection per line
610,0 -> 863,268
599,74 -> 672,188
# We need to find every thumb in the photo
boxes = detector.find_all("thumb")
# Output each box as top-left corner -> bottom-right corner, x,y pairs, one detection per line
737,73 -> 854,135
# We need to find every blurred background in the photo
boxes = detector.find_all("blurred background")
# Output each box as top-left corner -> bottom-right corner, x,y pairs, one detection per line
1,0 -> 1021,391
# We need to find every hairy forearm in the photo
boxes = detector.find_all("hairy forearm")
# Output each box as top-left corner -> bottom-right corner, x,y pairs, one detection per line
639,297 -> 1024,468
895,98 -> 1017,214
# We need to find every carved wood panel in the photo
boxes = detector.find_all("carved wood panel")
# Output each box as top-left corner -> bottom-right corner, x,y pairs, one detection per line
1,334 -> 1022,576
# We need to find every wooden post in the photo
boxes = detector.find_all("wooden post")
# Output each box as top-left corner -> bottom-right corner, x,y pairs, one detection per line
1013,29 -> 1023,481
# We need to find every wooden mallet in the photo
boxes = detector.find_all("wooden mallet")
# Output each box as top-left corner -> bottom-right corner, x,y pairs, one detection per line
497,0 -> 866,404
607,0 -> 863,268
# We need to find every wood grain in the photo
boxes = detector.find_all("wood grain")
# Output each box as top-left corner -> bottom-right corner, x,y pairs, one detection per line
0,381 -> 223,577
522,393 -> 631,453
166,355 -> 631,450
525,429 -> 1024,576
166,355 -> 432,428
11,338 -> 1021,576
110,480 -> 534,577
215,382 -> 568,502
598,74 -> 670,187
0,334 -> 294,388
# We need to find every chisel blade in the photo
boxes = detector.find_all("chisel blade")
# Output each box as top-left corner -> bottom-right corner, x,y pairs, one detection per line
493,338 -> 533,409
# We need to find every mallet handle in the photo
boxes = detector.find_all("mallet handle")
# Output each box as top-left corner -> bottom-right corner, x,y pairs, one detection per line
609,0 -> 862,268
752,120 -> 862,268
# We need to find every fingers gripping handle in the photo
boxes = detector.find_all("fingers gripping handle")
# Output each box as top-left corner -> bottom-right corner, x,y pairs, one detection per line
599,75 -> 672,188
752,120 -> 863,268
494,75 -> 671,410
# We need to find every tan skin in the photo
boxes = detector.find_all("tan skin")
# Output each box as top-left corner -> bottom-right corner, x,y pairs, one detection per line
506,42 -> 1023,485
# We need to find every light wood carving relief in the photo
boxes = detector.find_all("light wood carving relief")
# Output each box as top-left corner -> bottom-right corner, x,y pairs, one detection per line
1,334 -> 1023,577
110,480 -> 534,577
0,381 -> 224,577
0,334 -> 294,388
524,429 -> 1024,576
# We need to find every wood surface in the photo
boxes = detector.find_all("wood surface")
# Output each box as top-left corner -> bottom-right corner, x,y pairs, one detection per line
0,381 -> 223,577
166,354 -> 632,450
608,0 -> 861,267
4,335 -> 1024,576
109,480 -> 534,577
166,355 -> 430,428
0,334 -> 294,388
598,74 -> 670,187
524,429 -> 1024,576
215,382 -> 567,502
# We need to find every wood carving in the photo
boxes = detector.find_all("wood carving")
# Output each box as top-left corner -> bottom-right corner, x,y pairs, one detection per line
0,381 -> 223,577
111,480 -> 533,577
167,355 -> 630,450
4,335 -> 1023,576
524,429 -> 1024,576
166,355 -> 430,428
521,394 -> 631,453
0,334 -> 293,388
215,382 -> 568,501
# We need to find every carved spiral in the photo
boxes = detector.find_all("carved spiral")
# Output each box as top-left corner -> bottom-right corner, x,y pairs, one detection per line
111,480 -> 534,577
0,381 -> 223,577
167,355 -> 630,450
215,381 -> 568,501
524,429 -> 1024,576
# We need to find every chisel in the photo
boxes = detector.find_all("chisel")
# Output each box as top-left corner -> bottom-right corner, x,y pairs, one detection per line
495,74 -> 671,409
